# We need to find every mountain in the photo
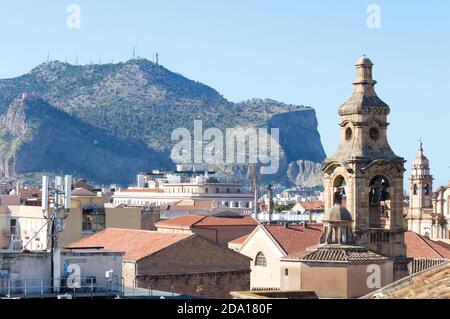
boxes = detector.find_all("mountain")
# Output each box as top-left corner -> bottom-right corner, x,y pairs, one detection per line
0,94 -> 167,184
0,59 -> 326,186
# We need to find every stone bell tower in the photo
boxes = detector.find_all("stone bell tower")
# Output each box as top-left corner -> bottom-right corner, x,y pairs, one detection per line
407,141 -> 434,235
322,56 -> 409,280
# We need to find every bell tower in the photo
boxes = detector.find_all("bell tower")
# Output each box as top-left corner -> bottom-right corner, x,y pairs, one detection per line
322,56 -> 409,280
407,141 -> 434,233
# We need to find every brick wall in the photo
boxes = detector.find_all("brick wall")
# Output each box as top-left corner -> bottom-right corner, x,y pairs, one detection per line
134,234 -> 251,298
137,270 -> 250,299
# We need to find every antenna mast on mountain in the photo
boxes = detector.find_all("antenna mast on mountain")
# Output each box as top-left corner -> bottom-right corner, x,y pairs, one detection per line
132,46 -> 136,59
75,52 -> 78,65
156,53 -> 159,65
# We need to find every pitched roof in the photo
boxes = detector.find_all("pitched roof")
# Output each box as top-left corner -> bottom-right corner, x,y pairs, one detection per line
156,215 -> 258,228
287,246 -> 389,263
72,188 -> 97,197
298,202 -> 325,211
229,234 -> 250,245
195,215 -> 258,227
67,228 -> 193,261
264,224 -> 323,255
160,200 -> 213,211
405,231 -> 450,259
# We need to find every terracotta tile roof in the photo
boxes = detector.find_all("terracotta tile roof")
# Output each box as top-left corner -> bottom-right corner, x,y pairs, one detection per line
156,215 -> 206,228
72,188 -> 97,197
265,224 -> 323,255
19,188 -> 41,195
298,202 -> 325,211
195,215 -> 258,227
68,228 -> 193,261
405,231 -> 450,259
288,246 -> 389,263
159,200 -> 213,211
229,234 -> 249,245
156,214 -> 258,228
119,189 -> 165,193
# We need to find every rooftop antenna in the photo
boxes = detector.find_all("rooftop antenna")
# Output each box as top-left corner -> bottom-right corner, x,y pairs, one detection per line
38,175 -> 72,293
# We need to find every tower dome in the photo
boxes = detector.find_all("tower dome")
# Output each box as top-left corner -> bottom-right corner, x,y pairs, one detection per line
323,205 -> 353,222
339,55 -> 390,116
413,141 -> 429,166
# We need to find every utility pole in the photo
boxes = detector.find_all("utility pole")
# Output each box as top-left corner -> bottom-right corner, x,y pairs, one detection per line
42,175 -> 72,294
251,164 -> 260,215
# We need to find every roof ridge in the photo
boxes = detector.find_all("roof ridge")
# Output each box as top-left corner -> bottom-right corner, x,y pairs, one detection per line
192,215 -> 208,226
418,233 -> 445,259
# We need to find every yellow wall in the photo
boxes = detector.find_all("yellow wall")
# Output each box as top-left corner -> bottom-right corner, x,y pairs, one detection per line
58,207 -> 83,247
105,207 -> 141,230
71,196 -> 105,208
295,260 -> 394,299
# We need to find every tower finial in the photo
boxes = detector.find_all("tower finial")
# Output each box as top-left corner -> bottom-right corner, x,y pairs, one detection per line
419,138 -> 423,152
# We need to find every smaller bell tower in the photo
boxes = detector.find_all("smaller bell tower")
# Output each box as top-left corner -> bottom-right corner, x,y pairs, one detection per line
407,141 -> 434,234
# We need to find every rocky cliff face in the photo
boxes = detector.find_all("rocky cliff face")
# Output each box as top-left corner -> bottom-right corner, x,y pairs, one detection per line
0,59 -> 326,186
0,94 -> 168,184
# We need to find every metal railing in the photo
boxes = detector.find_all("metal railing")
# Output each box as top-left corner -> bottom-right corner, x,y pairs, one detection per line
0,277 -> 124,299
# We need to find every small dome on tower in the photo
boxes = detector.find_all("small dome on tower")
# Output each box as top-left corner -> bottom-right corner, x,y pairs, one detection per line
413,141 -> 429,164
356,55 -> 373,66
323,205 -> 353,222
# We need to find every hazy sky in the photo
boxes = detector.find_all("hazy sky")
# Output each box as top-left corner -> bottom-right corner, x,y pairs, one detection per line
0,0 -> 449,186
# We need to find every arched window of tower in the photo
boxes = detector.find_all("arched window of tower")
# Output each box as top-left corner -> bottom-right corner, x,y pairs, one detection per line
369,176 -> 391,228
413,184 -> 418,195
333,176 -> 347,205
345,127 -> 352,141
424,184 -> 430,196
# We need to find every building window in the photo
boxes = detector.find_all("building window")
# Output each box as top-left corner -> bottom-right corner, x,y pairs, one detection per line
10,219 -> 17,235
370,127 -> 380,141
224,202 -> 229,207
345,127 -> 352,141
237,189 -> 241,193
255,252 -> 267,267
226,188 -> 230,194
205,188 -> 209,194
285,268 -> 289,277
216,188 -> 220,193
413,184 -> 418,195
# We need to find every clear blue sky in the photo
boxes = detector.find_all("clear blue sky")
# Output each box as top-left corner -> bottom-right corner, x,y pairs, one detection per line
0,0 -> 449,186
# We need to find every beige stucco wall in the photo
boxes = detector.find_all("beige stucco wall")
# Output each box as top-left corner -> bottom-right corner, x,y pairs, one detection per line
347,261 -> 393,298
239,227 -> 284,290
279,261 -> 302,291
297,261 -> 394,299
299,262 -> 348,298
58,207 -> 83,247
105,207 -> 141,230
